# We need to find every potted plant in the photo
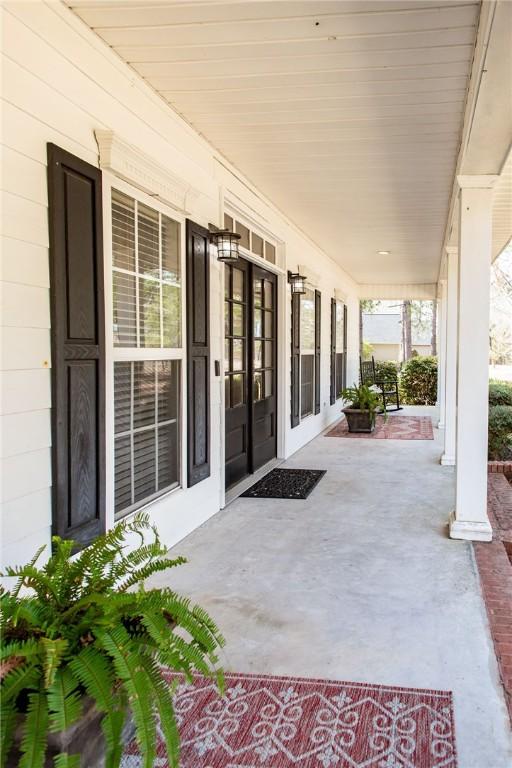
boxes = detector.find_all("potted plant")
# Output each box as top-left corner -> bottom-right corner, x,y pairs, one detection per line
0,512 -> 224,768
340,382 -> 384,433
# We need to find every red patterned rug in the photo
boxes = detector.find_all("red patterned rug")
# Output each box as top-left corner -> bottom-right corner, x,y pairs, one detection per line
326,415 -> 434,440
121,671 -> 456,767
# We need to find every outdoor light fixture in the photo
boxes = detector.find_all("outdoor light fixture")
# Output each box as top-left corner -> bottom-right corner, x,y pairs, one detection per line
287,270 -> 306,295
209,224 -> 241,263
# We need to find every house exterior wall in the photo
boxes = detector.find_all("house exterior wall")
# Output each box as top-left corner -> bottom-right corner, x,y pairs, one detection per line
0,2 -> 359,568
370,343 -> 432,363
370,344 -> 400,363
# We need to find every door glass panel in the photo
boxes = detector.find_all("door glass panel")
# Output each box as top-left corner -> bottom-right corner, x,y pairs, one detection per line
232,339 -> 244,371
224,339 -> 230,370
264,341 -> 273,368
264,311 -> 273,339
253,371 -> 263,402
224,266 -> 230,298
265,370 -> 273,398
253,279 -> 262,307
254,309 -> 264,338
232,268 -> 244,301
253,340 -> 262,369
224,302 -> 230,335
264,280 -> 273,308
232,304 -> 244,336
231,373 -> 244,406
225,376 -> 230,408
254,309 -> 262,338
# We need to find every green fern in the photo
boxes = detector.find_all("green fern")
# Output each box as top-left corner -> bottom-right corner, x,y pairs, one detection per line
1,512 -> 224,767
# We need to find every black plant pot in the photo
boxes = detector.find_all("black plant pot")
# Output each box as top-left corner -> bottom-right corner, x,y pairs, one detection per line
342,408 -> 375,433
8,697 -> 134,768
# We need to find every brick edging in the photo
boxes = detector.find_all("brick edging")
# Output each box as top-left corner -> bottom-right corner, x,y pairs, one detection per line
474,473 -> 512,725
488,461 -> 512,474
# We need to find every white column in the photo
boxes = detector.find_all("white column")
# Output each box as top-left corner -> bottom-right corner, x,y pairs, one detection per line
449,175 -> 497,542
437,279 -> 447,429
440,247 -> 458,465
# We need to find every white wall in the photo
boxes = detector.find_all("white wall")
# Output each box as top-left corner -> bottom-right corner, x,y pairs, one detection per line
0,1 -> 359,568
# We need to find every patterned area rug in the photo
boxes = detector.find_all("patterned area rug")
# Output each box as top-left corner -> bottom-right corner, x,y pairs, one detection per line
121,671 -> 457,768
326,415 -> 434,440
241,468 -> 326,499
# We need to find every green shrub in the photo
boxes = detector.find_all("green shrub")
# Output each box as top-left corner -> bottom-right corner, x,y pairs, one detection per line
374,360 -> 400,381
488,404 -> 512,460
489,380 -> 512,407
0,513 -> 224,768
399,356 -> 438,405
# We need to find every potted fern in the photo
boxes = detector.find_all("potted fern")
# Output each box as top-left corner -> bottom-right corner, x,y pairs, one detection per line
0,513 -> 224,768
340,382 -> 384,433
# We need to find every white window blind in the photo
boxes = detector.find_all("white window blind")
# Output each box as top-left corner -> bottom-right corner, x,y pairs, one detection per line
111,187 -> 183,519
300,288 -> 316,419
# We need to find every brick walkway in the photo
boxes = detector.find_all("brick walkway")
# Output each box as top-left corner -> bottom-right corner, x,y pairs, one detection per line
474,473 -> 512,723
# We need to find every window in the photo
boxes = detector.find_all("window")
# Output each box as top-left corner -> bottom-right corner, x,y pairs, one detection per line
111,186 -> 183,518
335,301 -> 345,399
224,213 -> 277,267
300,288 -> 316,418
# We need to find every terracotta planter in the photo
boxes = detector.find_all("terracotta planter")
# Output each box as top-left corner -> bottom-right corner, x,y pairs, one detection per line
8,697 -> 134,768
342,408 -> 375,433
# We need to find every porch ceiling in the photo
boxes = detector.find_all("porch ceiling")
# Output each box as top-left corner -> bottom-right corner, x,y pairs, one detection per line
69,0 -> 481,284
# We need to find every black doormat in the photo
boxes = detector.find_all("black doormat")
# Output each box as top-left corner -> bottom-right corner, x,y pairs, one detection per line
240,468 -> 326,500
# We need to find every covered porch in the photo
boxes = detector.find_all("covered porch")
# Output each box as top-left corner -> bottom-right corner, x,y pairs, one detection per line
1,1 -> 512,766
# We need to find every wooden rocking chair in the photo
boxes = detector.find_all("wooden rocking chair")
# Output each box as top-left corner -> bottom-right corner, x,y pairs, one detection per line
360,357 -> 402,412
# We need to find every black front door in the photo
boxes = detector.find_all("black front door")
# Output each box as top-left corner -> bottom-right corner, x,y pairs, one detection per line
224,258 -> 277,489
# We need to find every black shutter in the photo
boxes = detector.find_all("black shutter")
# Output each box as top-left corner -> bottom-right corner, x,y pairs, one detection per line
330,298 -> 336,405
186,220 -> 210,486
314,290 -> 321,415
47,144 -> 105,548
343,303 -> 348,390
290,292 -> 300,428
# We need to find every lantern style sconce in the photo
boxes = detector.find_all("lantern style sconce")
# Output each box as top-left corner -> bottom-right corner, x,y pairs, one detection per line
287,270 -> 306,295
208,224 -> 241,263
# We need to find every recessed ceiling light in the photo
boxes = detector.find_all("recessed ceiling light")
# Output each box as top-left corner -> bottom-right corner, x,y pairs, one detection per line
377,250 -> 391,256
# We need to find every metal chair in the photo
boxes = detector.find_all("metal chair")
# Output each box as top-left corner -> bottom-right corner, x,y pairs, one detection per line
360,356 -> 402,412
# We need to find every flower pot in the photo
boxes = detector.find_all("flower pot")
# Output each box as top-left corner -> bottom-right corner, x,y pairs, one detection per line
7,697 -> 134,768
342,408 -> 375,433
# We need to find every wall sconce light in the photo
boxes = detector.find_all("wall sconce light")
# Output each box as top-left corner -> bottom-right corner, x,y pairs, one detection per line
208,224 -> 241,263
287,270 -> 306,294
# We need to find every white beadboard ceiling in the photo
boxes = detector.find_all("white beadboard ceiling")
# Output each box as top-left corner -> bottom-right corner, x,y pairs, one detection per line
68,0 -> 486,284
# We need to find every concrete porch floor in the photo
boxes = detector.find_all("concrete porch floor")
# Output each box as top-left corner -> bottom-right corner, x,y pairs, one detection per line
154,407 -> 512,767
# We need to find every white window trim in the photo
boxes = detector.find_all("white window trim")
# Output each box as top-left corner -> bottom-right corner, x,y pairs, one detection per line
103,172 -> 187,529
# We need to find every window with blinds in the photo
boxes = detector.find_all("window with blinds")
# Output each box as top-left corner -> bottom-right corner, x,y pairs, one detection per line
300,288 -> 316,419
112,189 -> 181,349
111,187 -> 183,519
335,301 -> 345,399
114,361 -> 180,516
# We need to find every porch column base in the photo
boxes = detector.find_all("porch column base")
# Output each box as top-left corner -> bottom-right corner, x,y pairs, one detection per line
440,453 -> 455,466
449,510 -> 492,542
